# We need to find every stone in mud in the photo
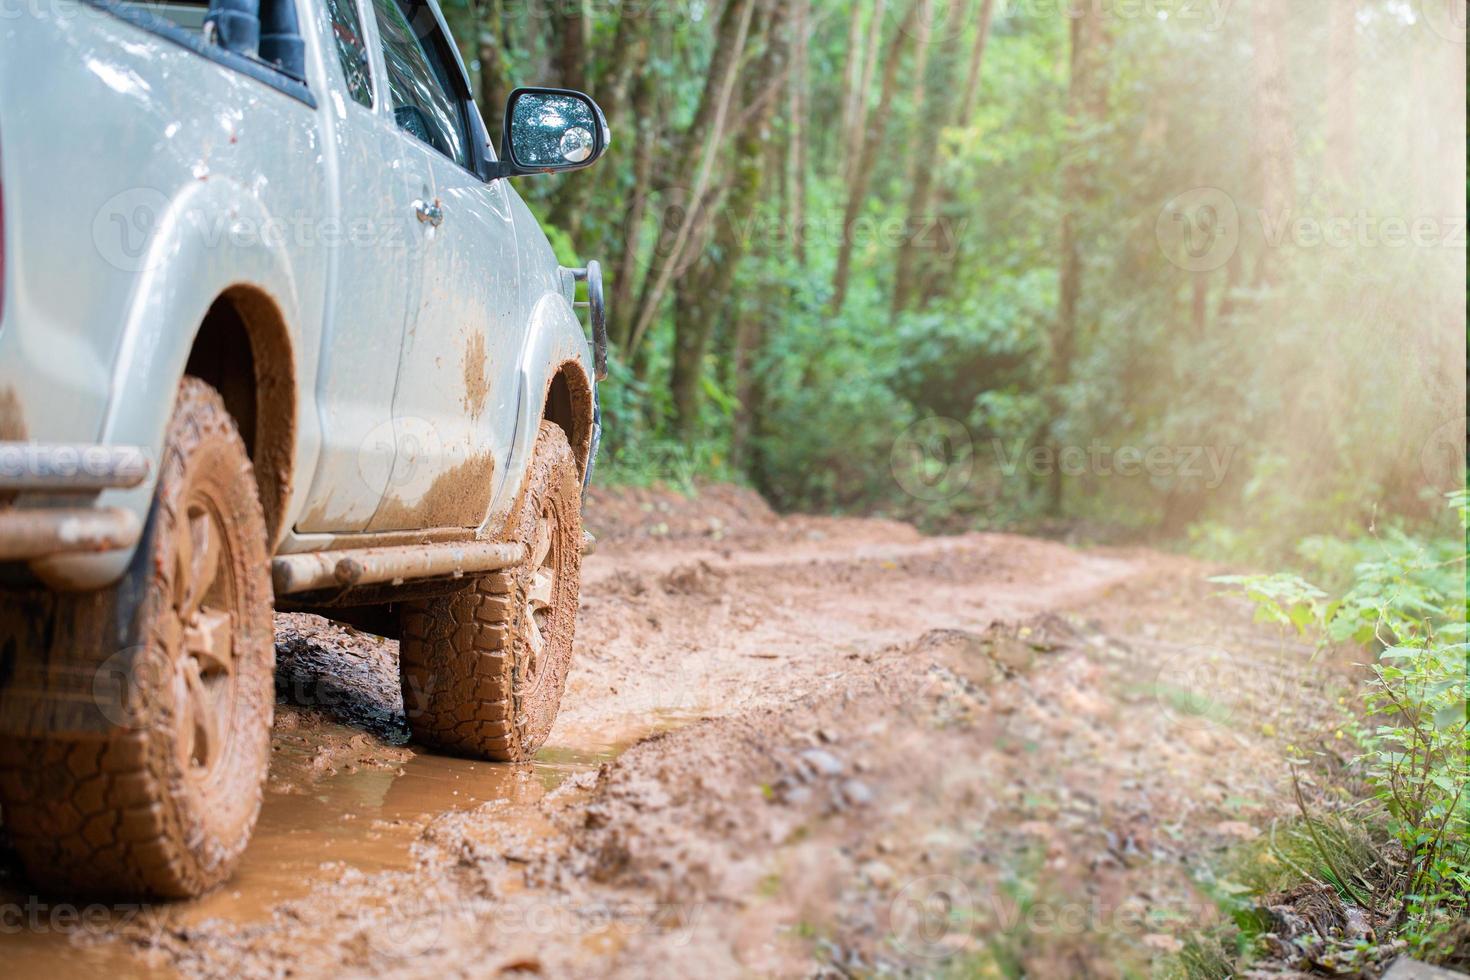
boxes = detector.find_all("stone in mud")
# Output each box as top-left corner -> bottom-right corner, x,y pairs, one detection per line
798,747 -> 844,778
859,860 -> 896,888
839,779 -> 874,808
771,776 -> 813,806
911,629 -> 1000,688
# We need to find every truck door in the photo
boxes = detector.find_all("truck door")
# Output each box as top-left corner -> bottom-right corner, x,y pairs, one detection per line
364,0 -> 516,532
294,0 -> 424,532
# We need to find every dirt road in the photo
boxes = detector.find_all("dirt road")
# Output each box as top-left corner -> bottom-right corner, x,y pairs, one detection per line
3,486 -> 1351,978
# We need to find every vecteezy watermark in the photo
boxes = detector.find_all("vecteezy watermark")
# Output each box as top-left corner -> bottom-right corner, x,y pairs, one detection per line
365,890 -> 455,960
364,893 -> 705,959
92,646 -> 158,729
625,183 -> 702,282
1418,0 -> 1467,43
93,188 -> 414,274
356,415 -> 447,498
1152,644 -> 1243,730
888,875 -> 977,959
1155,186 -> 1241,272
1157,186 -> 1466,271
891,417 -> 976,502
0,895 -> 167,937
0,442 -> 153,484
728,212 -> 969,258
992,438 -> 1237,490
1259,209 -> 1467,251
1420,416 -> 1468,497
890,418 -> 1238,501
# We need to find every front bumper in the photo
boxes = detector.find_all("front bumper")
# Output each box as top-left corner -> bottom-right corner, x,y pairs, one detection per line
0,443 -> 150,583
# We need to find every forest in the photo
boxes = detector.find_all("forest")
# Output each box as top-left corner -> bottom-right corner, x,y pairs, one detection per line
436,0 -> 1464,560
423,1 -> 1468,967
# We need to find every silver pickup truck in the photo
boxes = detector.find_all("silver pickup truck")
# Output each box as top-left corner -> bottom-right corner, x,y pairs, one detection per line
0,0 -> 610,898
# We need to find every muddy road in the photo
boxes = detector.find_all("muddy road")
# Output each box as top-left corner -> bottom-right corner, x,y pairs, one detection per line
3,486 -> 1352,978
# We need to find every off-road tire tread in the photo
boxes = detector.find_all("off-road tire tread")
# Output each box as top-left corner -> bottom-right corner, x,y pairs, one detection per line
0,378 -> 272,898
399,421 -> 581,763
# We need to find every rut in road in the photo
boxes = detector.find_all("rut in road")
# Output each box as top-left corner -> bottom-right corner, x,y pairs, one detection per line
2,485 -> 1351,979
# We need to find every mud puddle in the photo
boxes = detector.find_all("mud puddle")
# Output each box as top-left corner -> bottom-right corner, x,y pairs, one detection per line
3,718 -> 629,980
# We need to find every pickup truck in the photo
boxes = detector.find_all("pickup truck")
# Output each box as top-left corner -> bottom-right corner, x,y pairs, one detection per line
0,0 -> 610,898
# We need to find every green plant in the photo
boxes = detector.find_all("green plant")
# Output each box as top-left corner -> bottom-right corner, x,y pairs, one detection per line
1211,493 -> 1469,958
1209,572 -> 1329,639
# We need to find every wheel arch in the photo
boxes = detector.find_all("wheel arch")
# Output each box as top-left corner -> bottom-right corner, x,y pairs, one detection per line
492,292 -> 596,528
541,359 -> 595,479
183,285 -> 298,551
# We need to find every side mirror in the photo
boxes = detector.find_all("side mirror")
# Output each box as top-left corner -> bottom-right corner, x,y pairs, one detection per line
491,87 -> 609,179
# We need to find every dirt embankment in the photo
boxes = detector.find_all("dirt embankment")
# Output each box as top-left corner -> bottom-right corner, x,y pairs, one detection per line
3,484 -> 1354,979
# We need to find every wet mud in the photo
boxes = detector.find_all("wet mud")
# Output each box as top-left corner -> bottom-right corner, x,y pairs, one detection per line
0,485 -> 1356,978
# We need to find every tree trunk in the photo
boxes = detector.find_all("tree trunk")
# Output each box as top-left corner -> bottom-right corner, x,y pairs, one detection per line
668,186 -> 729,430
609,74 -> 658,350
919,0 -> 996,308
787,0 -> 810,265
593,6 -> 647,126
1251,0 -> 1294,288
540,0 -> 598,236
553,0 -> 587,92
1048,1 -> 1104,516
891,0 -> 977,317
847,0 -> 888,184
957,0 -> 996,126
627,0 -> 757,355
830,0 -> 920,314
670,5 -> 789,436
839,0 -> 867,158
1325,0 -> 1356,186
729,306 -> 765,474
477,0 -> 512,140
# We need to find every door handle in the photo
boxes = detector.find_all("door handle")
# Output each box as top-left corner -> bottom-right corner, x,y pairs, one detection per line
414,198 -> 444,227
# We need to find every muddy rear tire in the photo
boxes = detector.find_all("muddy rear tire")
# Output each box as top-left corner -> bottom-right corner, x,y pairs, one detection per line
0,378 -> 273,898
399,421 -> 582,762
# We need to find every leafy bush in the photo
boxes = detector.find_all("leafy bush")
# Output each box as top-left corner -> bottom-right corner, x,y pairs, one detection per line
1212,491 -> 1469,958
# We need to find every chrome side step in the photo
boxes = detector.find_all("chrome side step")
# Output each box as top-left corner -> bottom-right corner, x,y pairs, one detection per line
271,540 -> 526,595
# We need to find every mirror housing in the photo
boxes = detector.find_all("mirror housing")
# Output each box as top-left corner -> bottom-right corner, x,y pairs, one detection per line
488,87 -> 609,180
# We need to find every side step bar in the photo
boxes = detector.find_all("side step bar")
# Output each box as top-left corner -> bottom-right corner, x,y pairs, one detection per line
272,540 -> 526,595
0,443 -> 150,492
0,507 -> 142,561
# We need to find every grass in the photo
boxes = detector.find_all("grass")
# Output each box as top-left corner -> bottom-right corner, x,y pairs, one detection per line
1163,805 -> 1404,978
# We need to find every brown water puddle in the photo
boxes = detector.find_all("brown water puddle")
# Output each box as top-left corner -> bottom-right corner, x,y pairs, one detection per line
2,721 -> 625,979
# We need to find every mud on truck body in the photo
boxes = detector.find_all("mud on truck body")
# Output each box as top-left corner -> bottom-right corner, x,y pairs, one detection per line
0,0 -> 610,898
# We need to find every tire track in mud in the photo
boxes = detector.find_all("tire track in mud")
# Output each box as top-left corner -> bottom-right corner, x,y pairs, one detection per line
2,491 -> 1352,978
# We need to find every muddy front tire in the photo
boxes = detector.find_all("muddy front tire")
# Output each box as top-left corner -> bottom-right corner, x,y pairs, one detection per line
0,378 -> 274,898
399,421 -> 583,762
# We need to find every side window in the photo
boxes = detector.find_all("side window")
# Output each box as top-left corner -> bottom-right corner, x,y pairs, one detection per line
324,0 -> 374,108
370,0 -> 470,168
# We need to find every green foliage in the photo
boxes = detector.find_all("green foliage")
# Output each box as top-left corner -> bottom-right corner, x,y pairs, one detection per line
1216,495 -> 1468,957
595,350 -> 736,493
1209,573 -> 1329,638
441,1 -> 1461,551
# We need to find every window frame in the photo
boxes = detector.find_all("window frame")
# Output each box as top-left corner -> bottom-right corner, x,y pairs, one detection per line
322,0 -> 376,110
369,0 -> 488,178
84,0 -> 317,109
